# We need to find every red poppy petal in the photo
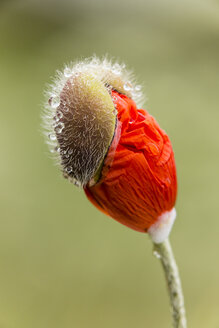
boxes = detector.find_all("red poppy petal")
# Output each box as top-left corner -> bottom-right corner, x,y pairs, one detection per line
85,91 -> 177,233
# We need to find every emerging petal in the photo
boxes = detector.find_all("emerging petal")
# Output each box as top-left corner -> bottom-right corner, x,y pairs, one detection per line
85,91 -> 177,235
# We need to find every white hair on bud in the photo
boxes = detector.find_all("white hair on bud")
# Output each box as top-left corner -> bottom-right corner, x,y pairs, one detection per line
42,55 -> 144,186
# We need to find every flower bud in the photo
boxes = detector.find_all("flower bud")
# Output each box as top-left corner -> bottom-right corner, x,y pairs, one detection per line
43,56 -> 177,243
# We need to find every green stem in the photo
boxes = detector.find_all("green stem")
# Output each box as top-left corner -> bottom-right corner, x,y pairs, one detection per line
153,238 -> 187,328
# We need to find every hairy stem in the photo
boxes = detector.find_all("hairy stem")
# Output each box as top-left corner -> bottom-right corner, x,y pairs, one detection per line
153,238 -> 187,328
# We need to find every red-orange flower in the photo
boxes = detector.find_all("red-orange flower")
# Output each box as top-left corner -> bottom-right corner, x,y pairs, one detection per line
85,90 -> 177,238
43,57 -> 177,243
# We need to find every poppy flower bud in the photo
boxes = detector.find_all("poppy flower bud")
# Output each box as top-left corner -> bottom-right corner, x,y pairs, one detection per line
43,57 -> 177,243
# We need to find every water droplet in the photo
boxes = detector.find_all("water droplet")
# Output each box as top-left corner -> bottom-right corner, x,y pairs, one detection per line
56,111 -> 63,121
55,122 -> 65,134
153,250 -> 161,259
66,166 -> 72,174
113,96 -> 117,102
135,85 -> 142,91
51,96 -> 60,109
50,148 -> 55,153
48,133 -> 56,141
64,67 -> 72,78
124,83 -> 132,91
68,149 -> 73,155
55,146 -> 60,153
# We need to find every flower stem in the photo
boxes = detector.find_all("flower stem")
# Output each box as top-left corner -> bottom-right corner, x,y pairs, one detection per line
153,238 -> 187,328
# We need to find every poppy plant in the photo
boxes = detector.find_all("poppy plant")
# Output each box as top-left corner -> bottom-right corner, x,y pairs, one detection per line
43,56 -> 187,328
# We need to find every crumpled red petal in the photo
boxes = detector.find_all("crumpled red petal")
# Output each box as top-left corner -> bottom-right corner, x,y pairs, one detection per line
85,91 -> 177,233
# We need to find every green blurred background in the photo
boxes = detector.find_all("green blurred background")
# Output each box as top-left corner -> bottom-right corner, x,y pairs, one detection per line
0,0 -> 219,327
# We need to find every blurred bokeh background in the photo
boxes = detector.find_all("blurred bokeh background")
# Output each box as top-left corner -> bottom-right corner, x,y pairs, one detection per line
0,0 -> 219,327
